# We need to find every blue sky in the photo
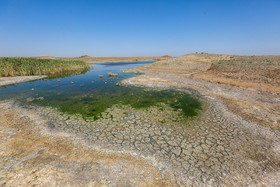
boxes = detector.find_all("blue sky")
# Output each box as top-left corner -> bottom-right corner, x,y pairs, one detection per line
0,0 -> 279,57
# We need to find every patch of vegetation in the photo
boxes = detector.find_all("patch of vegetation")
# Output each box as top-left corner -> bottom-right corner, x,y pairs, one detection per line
33,88 -> 202,120
47,68 -> 90,79
0,57 -> 90,77
170,94 -> 202,117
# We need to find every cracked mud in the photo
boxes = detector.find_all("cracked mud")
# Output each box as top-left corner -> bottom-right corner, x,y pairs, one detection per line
1,87 -> 279,186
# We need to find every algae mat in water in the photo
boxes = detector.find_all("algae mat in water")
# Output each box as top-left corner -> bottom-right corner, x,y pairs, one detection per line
33,87 -> 202,120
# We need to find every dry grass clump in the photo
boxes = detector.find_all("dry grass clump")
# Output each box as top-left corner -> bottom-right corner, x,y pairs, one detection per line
0,57 -> 90,77
108,72 -> 118,77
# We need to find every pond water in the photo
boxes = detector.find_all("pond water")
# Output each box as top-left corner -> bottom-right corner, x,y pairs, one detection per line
0,61 -> 202,120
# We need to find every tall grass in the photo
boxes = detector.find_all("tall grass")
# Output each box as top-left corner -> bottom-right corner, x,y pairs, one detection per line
0,57 -> 90,77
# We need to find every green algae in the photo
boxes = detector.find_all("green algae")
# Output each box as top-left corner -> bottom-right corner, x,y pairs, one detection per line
33,87 -> 202,120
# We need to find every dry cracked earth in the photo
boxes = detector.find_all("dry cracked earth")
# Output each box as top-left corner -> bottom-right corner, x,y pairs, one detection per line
1,61 -> 280,186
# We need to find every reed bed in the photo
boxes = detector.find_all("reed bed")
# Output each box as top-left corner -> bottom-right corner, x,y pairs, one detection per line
0,57 -> 90,77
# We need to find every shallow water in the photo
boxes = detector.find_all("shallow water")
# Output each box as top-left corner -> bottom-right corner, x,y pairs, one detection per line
0,61 -> 201,119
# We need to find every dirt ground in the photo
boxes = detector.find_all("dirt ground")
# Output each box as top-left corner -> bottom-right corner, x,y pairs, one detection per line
136,53 -> 231,73
193,55 -> 280,94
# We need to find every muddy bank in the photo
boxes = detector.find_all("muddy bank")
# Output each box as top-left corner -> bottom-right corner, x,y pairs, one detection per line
122,71 -> 280,129
0,76 -> 46,87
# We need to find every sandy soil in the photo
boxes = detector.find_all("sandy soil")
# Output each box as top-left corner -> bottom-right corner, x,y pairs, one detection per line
135,53 -> 231,73
0,76 -> 46,87
193,55 -> 280,94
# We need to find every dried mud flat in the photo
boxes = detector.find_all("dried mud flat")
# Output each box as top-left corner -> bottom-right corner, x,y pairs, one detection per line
1,54 -> 280,186
121,73 -> 280,186
0,100 -> 177,186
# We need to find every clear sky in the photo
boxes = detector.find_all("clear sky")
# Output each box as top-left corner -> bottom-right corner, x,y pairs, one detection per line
0,0 -> 279,57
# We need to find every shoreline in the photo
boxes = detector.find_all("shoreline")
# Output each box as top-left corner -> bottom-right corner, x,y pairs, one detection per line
123,65 -> 280,129
0,75 -> 46,87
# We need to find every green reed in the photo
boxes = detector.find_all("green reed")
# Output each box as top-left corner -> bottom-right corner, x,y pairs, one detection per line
0,57 -> 90,77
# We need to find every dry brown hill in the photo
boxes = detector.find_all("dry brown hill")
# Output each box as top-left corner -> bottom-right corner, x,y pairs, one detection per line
194,55 -> 280,94
135,53 -> 280,94
79,55 -> 91,58
137,53 -> 231,74
161,55 -> 172,58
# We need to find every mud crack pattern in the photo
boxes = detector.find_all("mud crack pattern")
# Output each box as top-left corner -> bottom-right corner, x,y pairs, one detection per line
11,91 -> 277,186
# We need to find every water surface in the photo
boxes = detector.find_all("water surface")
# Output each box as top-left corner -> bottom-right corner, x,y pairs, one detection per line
0,61 -> 202,119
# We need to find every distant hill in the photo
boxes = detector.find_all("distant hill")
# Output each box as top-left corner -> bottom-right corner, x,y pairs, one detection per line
161,55 -> 172,58
79,55 -> 91,58
138,53 -> 231,73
